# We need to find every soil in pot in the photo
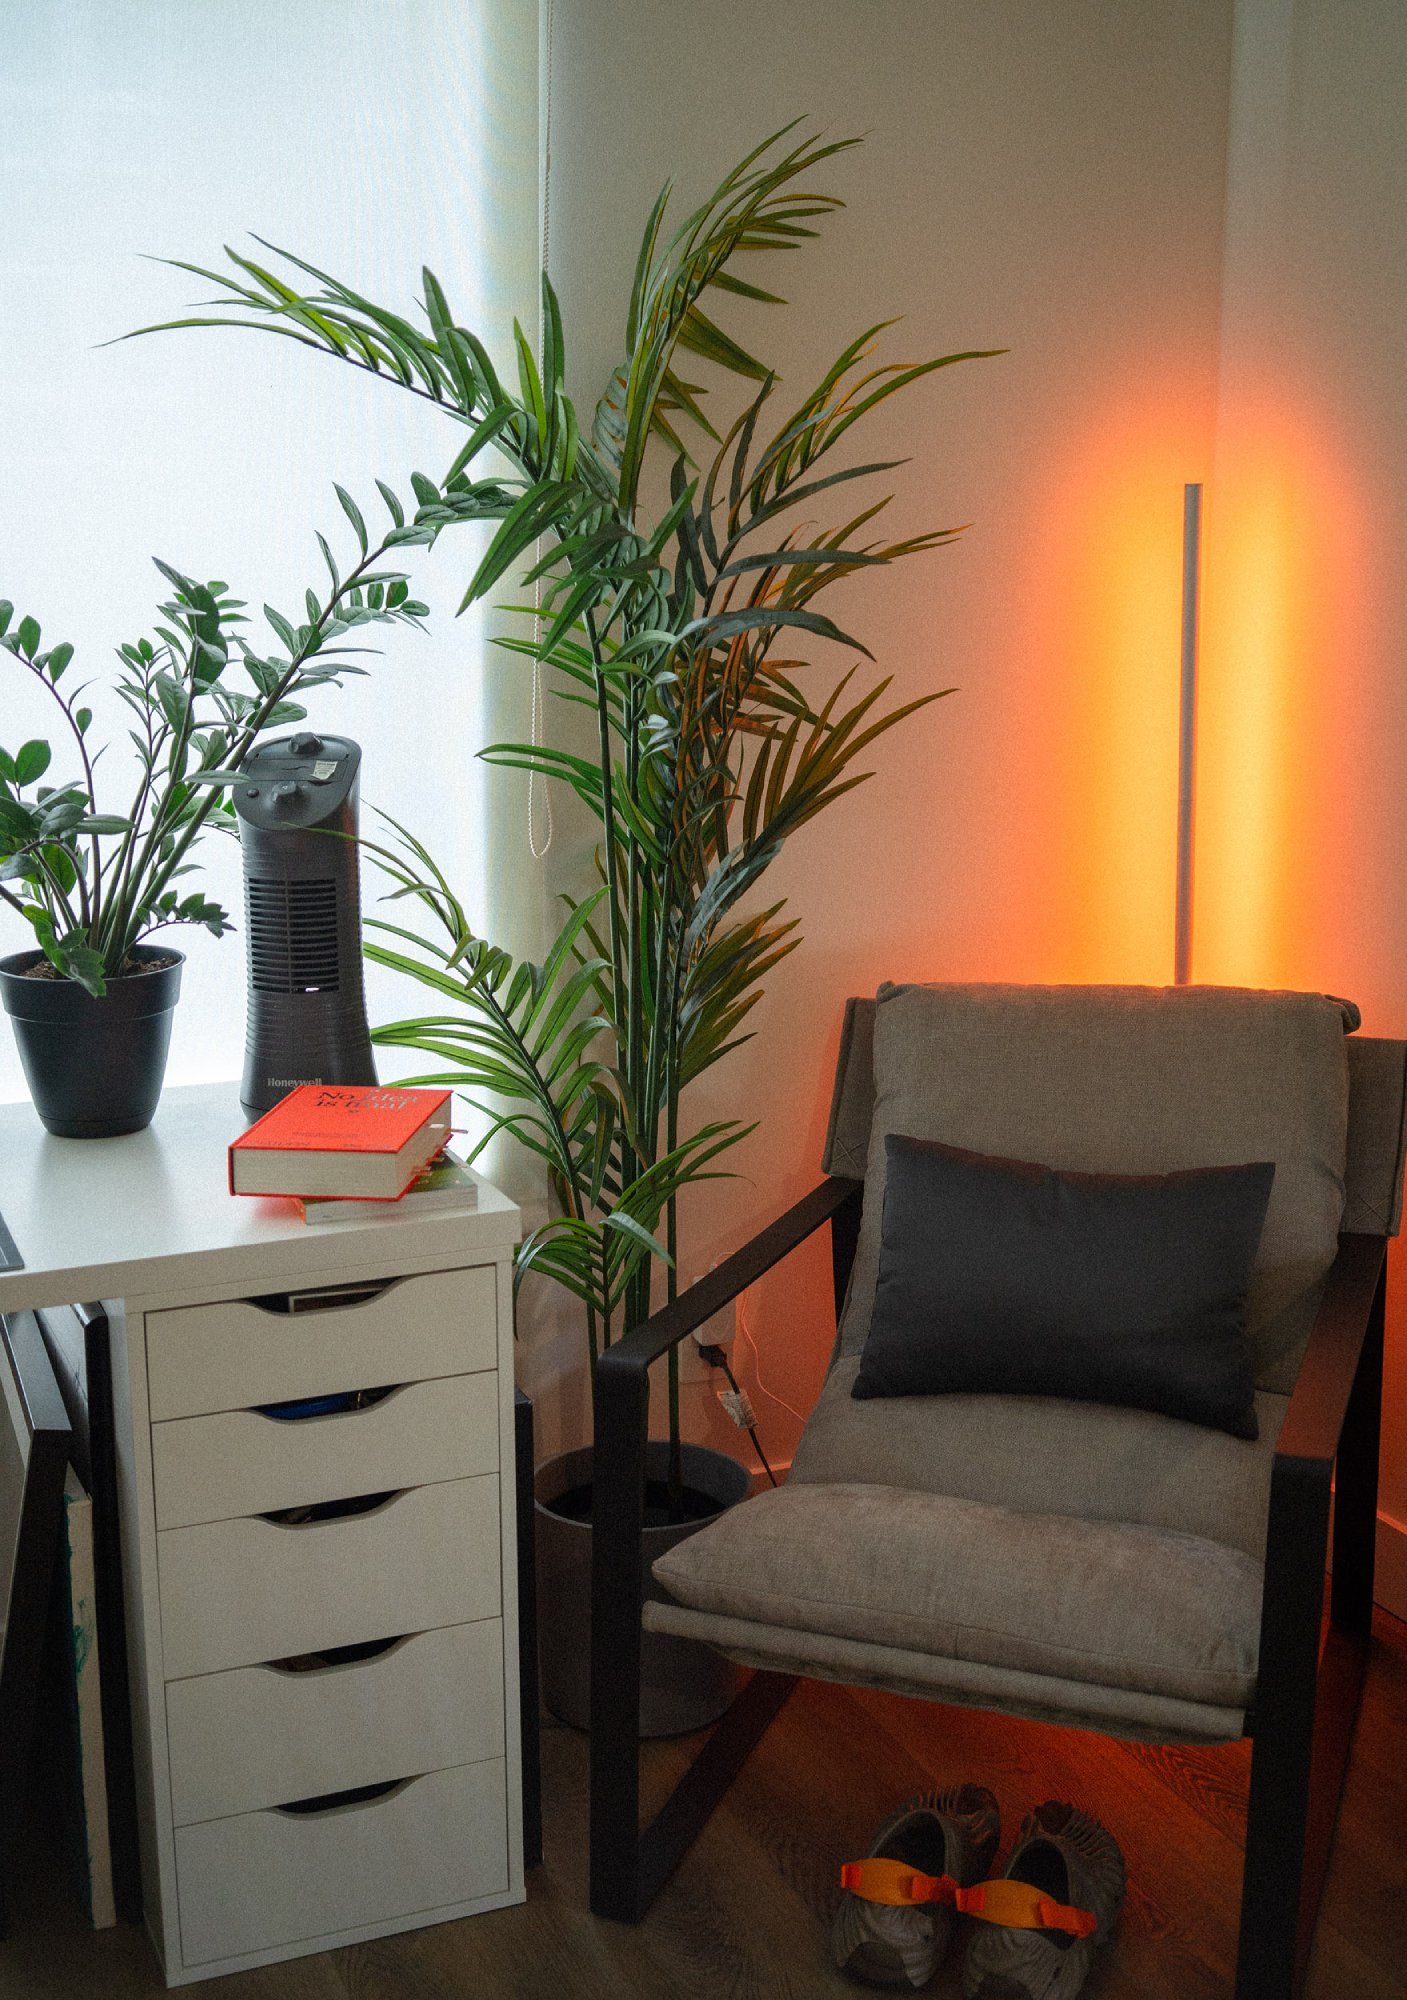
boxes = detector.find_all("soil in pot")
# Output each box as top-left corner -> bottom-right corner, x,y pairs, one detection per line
0,945 -> 184,1138
16,949 -> 181,981
535,1440 -> 749,1738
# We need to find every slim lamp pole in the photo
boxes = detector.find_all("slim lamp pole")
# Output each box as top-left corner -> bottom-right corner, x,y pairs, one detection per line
1175,482 -> 1202,986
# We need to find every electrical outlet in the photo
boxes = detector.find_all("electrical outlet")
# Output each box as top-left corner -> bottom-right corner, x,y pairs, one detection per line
675,1336 -> 712,1384
690,1304 -> 736,1350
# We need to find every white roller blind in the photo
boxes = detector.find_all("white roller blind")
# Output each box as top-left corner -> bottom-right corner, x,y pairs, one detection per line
0,0 -> 542,1103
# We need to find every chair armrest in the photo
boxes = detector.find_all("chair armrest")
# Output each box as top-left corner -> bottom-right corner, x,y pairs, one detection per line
1273,1233 -> 1386,1472
594,1175 -> 863,1390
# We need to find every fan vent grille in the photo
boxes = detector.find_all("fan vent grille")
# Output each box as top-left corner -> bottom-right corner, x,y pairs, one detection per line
247,878 -> 340,994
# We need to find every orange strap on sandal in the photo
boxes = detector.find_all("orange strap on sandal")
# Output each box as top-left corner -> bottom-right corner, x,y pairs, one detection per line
838,1858 -> 960,1907
839,1862 -> 1094,1938
954,1878 -> 1097,1939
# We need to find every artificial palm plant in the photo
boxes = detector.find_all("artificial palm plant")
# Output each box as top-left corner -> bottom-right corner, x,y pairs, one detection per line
138,125 -> 998,1502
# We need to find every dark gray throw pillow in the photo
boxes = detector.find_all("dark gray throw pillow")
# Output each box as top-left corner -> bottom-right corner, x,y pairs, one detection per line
852,1136 -> 1275,1439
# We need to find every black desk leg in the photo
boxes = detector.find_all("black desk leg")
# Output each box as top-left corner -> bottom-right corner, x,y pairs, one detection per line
78,1307 -> 143,1924
515,1389 -> 543,1871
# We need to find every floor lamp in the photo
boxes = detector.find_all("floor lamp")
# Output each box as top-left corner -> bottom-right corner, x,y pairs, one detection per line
1175,482 -> 1202,986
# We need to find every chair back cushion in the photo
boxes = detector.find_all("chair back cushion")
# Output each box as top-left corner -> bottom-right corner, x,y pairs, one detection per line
853,1138 -> 1273,1434
830,983 -> 1357,1391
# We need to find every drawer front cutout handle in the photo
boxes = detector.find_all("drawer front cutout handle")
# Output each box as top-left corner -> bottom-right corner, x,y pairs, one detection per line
254,1383 -> 403,1424
261,1487 -> 401,1528
265,1633 -> 409,1675
246,1277 -> 398,1319
275,1775 -> 414,1818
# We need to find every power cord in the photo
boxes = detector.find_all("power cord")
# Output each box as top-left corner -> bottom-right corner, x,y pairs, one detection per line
698,1343 -> 779,1487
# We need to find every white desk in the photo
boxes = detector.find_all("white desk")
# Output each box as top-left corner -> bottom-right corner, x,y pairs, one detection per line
0,1082 -> 525,1984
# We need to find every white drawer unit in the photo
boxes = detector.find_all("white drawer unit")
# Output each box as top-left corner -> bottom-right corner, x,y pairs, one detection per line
174,1761 -> 509,1967
24,1090 -> 533,1989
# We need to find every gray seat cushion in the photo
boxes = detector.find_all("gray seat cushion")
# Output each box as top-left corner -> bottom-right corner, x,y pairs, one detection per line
651,1481 -> 1262,1712
793,1355 -> 1289,1560
842,982 -> 1351,1392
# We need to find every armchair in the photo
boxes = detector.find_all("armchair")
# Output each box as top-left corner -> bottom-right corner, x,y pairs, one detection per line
589,983 -> 1407,2000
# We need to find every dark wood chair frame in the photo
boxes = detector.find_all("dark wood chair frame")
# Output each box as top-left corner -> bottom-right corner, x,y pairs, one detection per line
589,1175 -> 1386,2000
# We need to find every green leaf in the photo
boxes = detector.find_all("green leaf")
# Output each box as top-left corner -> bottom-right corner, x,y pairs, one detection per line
457,481 -> 574,612
316,532 -> 341,593
602,1209 -> 671,1264
59,943 -> 106,997
14,740 -> 51,785
0,797 -> 39,844
153,672 -> 190,731
334,484 -> 369,557
17,616 -> 40,659
264,605 -> 298,655
443,403 -> 518,486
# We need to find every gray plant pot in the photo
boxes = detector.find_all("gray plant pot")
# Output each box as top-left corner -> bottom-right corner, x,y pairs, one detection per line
535,1440 -> 749,1738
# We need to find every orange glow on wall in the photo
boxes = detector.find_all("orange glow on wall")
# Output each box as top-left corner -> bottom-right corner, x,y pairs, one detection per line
1193,398 -> 1361,990
1018,386 -> 1359,996
1024,386 -> 1213,985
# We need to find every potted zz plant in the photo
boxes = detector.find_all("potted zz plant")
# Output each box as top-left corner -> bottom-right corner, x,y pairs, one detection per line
0,501 -> 430,1136
141,124 -> 997,1727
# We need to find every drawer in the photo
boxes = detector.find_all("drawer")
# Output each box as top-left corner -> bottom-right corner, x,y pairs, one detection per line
152,1372 -> 499,1529
174,1759 -> 508,1966
146,1264 -> 498,1421
159,1476 -> 500,1680
166,1620 -> 505,1826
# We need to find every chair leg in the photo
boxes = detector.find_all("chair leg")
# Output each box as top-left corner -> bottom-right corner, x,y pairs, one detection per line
1237,1552 -> 1322,1999
1236,1278 -> 1384,2000
588,1350 -> 792,1922
1238,1644 -> 1321,2000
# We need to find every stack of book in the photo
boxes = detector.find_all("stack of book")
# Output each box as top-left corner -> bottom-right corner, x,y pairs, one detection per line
228,1085 -> 477,1223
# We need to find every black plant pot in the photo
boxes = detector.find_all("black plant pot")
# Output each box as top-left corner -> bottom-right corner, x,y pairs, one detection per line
535,1440 -> 750,1737
0,946 -> 184,1138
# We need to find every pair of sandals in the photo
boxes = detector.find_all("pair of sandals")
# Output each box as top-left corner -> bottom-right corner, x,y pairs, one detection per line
833,1785 -> 1125,1998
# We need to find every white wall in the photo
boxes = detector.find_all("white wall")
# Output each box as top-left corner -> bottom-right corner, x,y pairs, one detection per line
533,0 -> 1236,1461
0,0 -> 539,1104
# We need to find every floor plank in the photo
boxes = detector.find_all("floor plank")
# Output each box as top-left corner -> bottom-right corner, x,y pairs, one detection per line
3,1618 -> 1405,1999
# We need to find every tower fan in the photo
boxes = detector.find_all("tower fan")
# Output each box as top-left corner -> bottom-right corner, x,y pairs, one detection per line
233,731 -> 377,1116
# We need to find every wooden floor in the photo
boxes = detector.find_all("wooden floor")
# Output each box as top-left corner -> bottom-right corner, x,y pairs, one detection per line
4,1614 -> 1405,2000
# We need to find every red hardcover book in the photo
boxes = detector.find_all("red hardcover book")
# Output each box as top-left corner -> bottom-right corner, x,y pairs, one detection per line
229,1085 -> 453,1200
